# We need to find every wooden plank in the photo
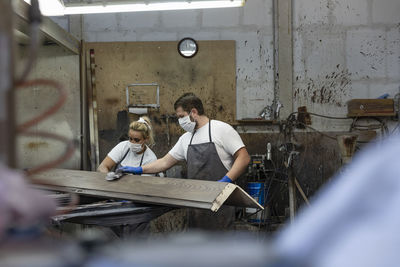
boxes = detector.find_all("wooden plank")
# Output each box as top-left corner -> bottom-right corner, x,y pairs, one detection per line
34,183 -> 215,210
288,174 -> 296,223
351,130 -> 377,143
30,169 -> 263,212
89,49 -> 100,168
294,178 -> 310,206
347,99 -> 395,117
86,49 -> 98,171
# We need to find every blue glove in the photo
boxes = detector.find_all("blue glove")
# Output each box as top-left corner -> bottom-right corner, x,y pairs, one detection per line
218,175 -> 232,183
118,166 -> 143,175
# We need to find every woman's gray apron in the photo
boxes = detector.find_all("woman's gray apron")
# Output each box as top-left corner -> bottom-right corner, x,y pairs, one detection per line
113,148 -> 145,171
187,120 -> 235,230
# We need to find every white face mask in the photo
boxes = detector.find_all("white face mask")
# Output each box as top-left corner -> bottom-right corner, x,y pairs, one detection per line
178,114 -> 196,133
130,143 -> 143,153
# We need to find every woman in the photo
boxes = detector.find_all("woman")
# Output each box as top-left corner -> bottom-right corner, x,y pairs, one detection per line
97,116 -> 158,176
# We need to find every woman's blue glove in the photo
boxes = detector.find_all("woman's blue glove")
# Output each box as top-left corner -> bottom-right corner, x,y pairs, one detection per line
118,166 -> 143,175
218,175 -> 232,183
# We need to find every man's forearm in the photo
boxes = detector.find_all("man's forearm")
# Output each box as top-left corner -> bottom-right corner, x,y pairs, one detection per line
226,162 -> 247,181
226,148 -> 250,181
142,154 -> 178,174
142,159 -> 165,174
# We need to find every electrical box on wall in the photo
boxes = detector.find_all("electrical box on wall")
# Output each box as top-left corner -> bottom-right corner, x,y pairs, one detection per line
347,99 -> 395,117
126,83 -> 160,114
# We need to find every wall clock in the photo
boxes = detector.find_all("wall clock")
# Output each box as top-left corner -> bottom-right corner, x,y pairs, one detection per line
178,37 -> 198,58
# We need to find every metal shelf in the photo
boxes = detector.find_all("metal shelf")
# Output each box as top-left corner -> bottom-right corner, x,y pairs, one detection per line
13,0 -> 80,55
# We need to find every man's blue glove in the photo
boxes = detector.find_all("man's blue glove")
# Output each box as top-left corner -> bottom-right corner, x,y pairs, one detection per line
218,175 -> 232,183
118,166 -> 143,175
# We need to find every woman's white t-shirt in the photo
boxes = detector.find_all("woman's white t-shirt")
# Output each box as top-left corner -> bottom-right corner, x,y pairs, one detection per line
108,141 -> 157,176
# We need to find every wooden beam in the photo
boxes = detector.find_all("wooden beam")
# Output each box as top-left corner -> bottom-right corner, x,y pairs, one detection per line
294,178 -> 310,206
276,0 -> 293,119
31,169 -> 263,212
89,50 -> 100,168
347,99 -> 395,117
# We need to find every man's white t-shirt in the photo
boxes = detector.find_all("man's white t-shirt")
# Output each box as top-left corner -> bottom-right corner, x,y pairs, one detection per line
168,120 -> 245,171
108,141 -> 157,168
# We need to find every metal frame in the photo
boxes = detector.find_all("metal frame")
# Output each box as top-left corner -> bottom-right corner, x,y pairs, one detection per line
0,0 -> 16,167
126,83 -> 160,109
13,0 -> 80,55
80,41 -> 89,170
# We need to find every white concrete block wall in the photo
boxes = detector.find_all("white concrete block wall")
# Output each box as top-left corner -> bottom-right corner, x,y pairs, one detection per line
294,0 -> 330,26
80,0 -> 274,120
161,11 -> 198,28
49,0 -> 400,131
387,28 -> 400,81
49,16 -> 69,31
346,29 -> 387,80
85,13 -> 119,32
372,0 -> 400,24
293,0 -> 400,131
331,0 -> 369,26
304,31 -> 346,79
119,12 -> 160,29
243,0 -> 272,27
202,8 -> 240,27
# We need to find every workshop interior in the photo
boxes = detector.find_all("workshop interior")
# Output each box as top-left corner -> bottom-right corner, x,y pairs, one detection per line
1,0 -> 400,266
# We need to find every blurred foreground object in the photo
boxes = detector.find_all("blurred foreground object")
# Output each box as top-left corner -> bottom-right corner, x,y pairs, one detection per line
274,133 -> 400,267
0,164 -> 56,237
85,232 -> 274,267
336,134 -> 358,165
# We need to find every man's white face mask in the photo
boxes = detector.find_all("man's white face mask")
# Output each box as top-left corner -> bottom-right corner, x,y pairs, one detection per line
130,143 -> 143,153
178,113 -> 196,133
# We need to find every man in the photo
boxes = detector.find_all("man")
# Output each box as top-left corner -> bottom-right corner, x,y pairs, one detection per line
119,92 -> 250,229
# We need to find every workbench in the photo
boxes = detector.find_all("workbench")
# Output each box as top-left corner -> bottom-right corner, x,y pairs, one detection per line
31,168 -> 262,236
51,200 -> 171,238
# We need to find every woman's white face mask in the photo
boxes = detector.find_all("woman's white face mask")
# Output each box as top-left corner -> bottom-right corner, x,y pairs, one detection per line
178,113 -> 196,133
130,143 -> 143,153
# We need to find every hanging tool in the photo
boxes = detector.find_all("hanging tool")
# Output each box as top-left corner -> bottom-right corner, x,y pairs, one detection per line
160,114 -> 177,147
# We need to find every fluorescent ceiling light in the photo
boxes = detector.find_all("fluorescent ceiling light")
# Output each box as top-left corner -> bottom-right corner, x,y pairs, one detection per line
24,0 -> 246,16
23,0 -> 65,16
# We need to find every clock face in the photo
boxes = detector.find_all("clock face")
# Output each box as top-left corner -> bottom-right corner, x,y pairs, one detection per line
178,38 -> 198,58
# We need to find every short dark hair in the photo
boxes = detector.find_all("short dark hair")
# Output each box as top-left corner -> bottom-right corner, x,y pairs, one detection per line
174,92 -> 204,115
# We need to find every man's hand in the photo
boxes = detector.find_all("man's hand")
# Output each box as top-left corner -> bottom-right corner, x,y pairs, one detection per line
218,175 -> 232,183
117,166 -> 143,175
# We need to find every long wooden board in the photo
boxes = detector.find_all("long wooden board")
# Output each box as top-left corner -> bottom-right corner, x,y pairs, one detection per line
31,169 -> 262,212
347,99 -> 395,117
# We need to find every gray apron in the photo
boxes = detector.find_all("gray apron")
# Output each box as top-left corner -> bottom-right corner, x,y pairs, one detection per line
113,148 -> 145,171
187,120 -> 235,230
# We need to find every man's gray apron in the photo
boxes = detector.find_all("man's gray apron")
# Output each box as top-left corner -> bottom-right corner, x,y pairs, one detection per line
187,120 -> 235,230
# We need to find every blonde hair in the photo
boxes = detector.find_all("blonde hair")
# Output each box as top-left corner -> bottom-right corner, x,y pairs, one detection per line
129,116 -> 154,146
